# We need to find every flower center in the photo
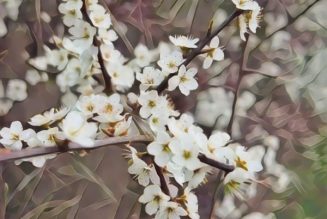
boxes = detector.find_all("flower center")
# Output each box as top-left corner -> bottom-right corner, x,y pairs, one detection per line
226,180 -> 240,191
235,156 -> 248,171
180,76 -> 188,82
153,195 -> 161,203
162,144 -> 171,153
105,104 -> 113,113
148,100 -> 156,108
168,62 -> 176,68
86,104 -> 94,112
48,134 -> 56,142
152,117 -> 159,124
11,133 -> 20,141
183,150 -> 192,160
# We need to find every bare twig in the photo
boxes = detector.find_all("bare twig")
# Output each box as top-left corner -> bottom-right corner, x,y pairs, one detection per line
153,162 -> 171,196
251,0 -> 321,53
81,0 -> 112,93
226,34 -> 249,135
209,171 -> 224,219
198,154 -> 235,173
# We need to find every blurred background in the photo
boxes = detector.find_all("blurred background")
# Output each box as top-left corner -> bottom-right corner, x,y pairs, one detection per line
0,0 -> 327,218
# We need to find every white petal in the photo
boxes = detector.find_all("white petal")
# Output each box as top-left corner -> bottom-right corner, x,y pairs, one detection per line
168,76 -> 180,91
203,57 -> 213,69
179,85 -> 190,96
145,201 -> 159,215
183,78 -> 198,90
213,48 -> 224,61
11,141 -> 23,150
209,36 -> 219,48
11,121 -> 23,133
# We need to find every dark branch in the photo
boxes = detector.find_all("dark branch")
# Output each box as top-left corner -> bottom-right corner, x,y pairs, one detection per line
82,0 -> 112,94
0,135 -> 153,162
198,154 -> 235,173
153,162 -> 171,196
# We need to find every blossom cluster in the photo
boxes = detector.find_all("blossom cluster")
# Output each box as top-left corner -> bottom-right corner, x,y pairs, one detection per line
127,111 -> 265,218
0,93 -> 129,167
0,0 -> 284,218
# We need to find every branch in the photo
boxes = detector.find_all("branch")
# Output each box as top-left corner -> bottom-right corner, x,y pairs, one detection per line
198,154 -> 235,173
157,9 -> 242,93
226,34 -> 249,135
0,135 -> 153,162
81,0 -> 112,94
153,162 -> 171,196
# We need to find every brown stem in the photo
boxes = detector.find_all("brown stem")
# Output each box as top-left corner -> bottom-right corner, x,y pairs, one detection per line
226,34 -> 249,135
0,135 -> 153,162
153,162 -> 171,196
81,0 -> 112,94
198,154 -> 235,173
157,9 -> 242,93
209,171 -> 224,219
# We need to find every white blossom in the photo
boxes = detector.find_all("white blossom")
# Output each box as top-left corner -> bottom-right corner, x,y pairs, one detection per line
201,36 -> 224,69
25,69 -> 42,85
139,184 -> 170,215
158,51 -> 184,74
205,131 -> 234,163
134,44 -> 155,67
98,28 -> 118,45
127,147 -> 159,186
93,94 -> 124,123
29,107 -> 69,126
75,94 -> 102,117
169,134 -> 202,171
155,201 -> 187,219
169,35 -> 199,50
88,4 -> 112,29
231,144 -> 264,174
58,0 -> 83,26
147,132 -> 172,167
233,0 -> 262,40
6,79 -> 28,101
181,187 -> 199,219
61,111 -> 97,147
168,65 -> 198,96
223,168 -> 249,199
138,90 -> 165,118
105,63 -> 135,89
37,127 -> 65,147
0,121 -> 34,150
136,66 -> 165,90
0,99 -> 13,116
44,46 -> 68,71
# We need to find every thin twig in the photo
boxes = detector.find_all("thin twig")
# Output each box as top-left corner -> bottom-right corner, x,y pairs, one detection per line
198,154 -> 235,173
81,0 -> 112,93
157,9 -> 242,93
251,0 -> 321,53
153,162 -> 171,196
209,171 -> 224,219
226,34 -> 249,135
